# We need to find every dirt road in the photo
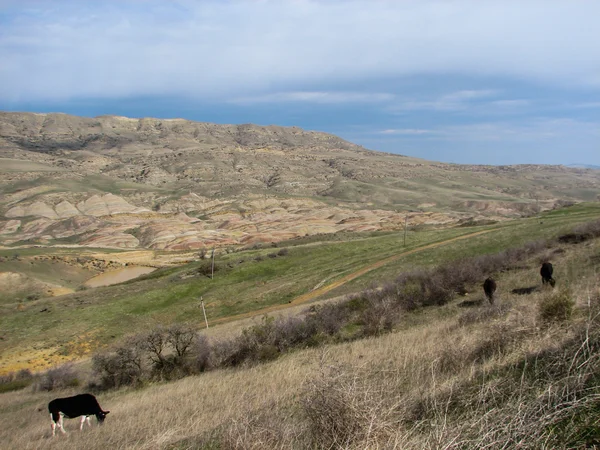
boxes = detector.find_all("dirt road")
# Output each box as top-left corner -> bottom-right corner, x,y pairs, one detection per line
212,228 -> 495,325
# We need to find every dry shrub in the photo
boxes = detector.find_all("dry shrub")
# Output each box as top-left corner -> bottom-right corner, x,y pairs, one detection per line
215,402 -> 307,450
35,363 -> 80,391
538,287 -> 575,324
92,324 -> 208,388
211,310 -> 345,369
306,303 -> 349,336
359,295 -> 399,336
359,238 -> 550,315
559,219 -> 600,244
212,316 -> 281,367
0,369 -> 33,393
190,334 -> 211,373
92,338 -> 145,390
301,363 -> 399,449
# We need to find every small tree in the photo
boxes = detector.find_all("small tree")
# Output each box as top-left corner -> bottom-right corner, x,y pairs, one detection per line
144,327 -> 168,369
167,324 -> 197,362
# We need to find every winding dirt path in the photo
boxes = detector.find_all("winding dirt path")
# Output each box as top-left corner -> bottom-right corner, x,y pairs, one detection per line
212,228 -> 496,325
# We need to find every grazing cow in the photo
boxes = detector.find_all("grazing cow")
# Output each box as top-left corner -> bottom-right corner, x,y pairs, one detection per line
540,262 -> 556,287
483,277 -> 497,304
48,393 -> 109,436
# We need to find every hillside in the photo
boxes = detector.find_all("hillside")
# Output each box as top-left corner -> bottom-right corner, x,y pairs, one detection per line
1,208 -> 599,449
1,112 -> 599,255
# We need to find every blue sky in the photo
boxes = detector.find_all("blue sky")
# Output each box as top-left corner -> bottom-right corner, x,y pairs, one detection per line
1,0 -> 599,165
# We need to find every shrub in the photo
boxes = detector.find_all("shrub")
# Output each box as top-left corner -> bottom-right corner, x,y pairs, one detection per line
539,288 -> 575,323
0,369 -> 34,393
306,303 -> 349,336
92,337 -> 145,389
35,364 -> 79,391
359,296 -> 398,337
559,219 -> 600,244
301,364 -> 389,449
190,334 -> 211,373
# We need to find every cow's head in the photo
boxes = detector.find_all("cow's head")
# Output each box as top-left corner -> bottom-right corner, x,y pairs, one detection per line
96,410 -> 110,423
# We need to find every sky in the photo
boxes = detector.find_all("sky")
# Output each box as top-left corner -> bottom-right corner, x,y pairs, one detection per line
1,0 -> 599,166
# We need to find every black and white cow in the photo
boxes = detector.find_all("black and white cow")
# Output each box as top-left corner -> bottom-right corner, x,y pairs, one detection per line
540,262 -> 556,287
48,393 -> 109,436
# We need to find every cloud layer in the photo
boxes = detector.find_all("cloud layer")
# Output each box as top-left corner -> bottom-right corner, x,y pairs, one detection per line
1,0 -> 600,102
1,1 -> 598,166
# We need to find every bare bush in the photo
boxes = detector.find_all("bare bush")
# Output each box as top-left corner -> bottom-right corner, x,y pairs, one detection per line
359,295 -> 398,336
302,363 -> 397,449
92,337 -> 145,389
0,369 -> 33,393
306,302 -> 349,336
559,219 -> 600,244
190,334 -> 211,373
35,363 -> 79,391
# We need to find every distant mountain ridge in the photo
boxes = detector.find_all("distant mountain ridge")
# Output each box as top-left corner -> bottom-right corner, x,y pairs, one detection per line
1,111 -> 599,250
566,164 -> 600,170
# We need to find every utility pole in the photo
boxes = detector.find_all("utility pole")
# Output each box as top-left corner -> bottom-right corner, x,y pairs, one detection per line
200,297 -> 209,329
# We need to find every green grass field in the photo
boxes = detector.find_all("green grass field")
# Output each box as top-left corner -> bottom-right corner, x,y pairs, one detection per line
0,203 -> 599,373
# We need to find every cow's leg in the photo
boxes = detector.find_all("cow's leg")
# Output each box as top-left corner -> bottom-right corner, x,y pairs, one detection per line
50,414 -> 56,437
86,416 -> 92,427
58,414 -> 66,434
80,415 -> 86,430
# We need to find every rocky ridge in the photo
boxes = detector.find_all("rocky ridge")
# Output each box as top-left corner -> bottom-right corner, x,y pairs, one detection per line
1,112 -> 599,251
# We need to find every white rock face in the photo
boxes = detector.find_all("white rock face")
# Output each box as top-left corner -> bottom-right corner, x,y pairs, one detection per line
55,200 -> 80,218
76,194 -> 150,216
5,194 -> 151,220
6,201 -> 59,219
0,220 -> 21,234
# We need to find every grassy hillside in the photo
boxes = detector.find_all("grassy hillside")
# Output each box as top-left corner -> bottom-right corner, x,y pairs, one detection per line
1,203 -> 599,374
0,205 -> 599,448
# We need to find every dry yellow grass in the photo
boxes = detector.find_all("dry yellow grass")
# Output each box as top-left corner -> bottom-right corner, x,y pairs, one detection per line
1,238 -> 598,449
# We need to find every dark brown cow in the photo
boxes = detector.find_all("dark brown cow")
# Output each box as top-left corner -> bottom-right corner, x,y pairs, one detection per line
540,262 -> 555,287
483,277 -> 497,304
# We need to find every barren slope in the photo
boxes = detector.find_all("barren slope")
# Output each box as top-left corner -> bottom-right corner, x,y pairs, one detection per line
0,112 -> 598,255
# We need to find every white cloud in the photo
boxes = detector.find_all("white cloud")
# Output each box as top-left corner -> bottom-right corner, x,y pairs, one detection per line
231,91 -> 395,104
391,89 -> 499,111
489,99 -> 531,108
1,1 -> 599,102
380,128 -> 436,135
387,118 -> 599,142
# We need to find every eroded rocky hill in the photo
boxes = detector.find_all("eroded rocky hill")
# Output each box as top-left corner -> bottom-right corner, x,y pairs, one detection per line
1,111 -> 599,251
